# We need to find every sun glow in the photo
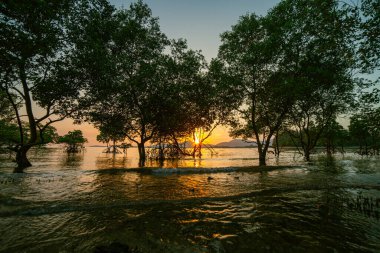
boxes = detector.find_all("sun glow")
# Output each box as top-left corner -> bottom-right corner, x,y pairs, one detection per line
193,128 -> 203,146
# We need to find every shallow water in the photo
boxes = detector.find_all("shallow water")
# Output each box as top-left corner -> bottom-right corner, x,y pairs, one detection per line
0,146 -> 380,252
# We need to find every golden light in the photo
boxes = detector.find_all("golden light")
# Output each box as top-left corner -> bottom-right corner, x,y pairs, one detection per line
193,128 -> 203,146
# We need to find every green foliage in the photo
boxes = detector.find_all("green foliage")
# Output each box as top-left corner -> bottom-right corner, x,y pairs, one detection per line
0,0 -> 94,169
275,130 -> 301,148
320,121 -> 349,154
151,40 -> 221,149
358,0 -> 380,71
0,89 -> 20,152
215,0 -> 358,163
148,39 -> 234,158
96,120 -> 126,153
349,108 -> 380,155
73,0 -> 168,162
96,132 -> 111,145
38,125 -> 59,145
0,120 -> 19,152
0,0 -> 80,113
0,90 -> 15,120
216,12 -> 296,165
0,120 -> 57,152
275,0 -> 357,160
1,0 -> 378,168
216,0 -> 363,163
75,1 -> 225,160
58,130 -> 87,153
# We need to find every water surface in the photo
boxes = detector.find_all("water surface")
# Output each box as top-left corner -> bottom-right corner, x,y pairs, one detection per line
0,147 -> 379,252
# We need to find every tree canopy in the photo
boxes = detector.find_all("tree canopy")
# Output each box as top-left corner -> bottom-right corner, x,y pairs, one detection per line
0,0 -> 97,170
58,130 -> 87,153
1,0 -> 379,170
214,0 -> 359,164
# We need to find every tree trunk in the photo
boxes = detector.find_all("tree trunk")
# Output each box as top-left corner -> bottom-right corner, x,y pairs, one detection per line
20,64 -> 38,144
274,130 -> 281,157
259,154 -> 266,166
15,147 -> 32,172
158,142 -> 164,161
138,143 -> 146,165
326,136 -> 336,157
304,149 -> 311,162
258,146 -> 267,166
274,141 -> 280,157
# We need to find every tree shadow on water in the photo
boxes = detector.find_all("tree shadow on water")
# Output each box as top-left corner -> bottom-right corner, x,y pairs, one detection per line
60,153 -> 84,168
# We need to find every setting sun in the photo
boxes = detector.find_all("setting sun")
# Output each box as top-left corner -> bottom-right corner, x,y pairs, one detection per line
1,0 -> 378,252
193,128 -> 203,145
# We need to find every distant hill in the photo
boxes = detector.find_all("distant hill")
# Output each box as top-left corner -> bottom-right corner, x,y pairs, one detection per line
214,139 -> 257,148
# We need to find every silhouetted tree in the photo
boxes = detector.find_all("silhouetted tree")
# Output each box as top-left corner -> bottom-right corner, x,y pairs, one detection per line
80,2 -> 223,163
349,109 -> 380,155
0,0 -> 101,171
358,0 -> 380,71
96,124 -> 126,154
216,0 -> 359,164
0,91 -> 20,152
273,0 -> 357,161
215,5 -> 305,165
321,120 -> 349,155
77,1 -> 168,165
58,130 -> 87,153
151,40 -> 223,158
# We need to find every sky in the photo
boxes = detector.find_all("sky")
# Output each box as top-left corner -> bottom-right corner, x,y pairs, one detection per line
54,0 -> 281,145
109,0 -> 280,62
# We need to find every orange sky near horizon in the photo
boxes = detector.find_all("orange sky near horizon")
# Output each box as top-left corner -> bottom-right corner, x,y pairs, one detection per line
54,118 -> 233,146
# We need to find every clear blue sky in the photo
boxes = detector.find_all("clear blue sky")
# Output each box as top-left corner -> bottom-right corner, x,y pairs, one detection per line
109,0 -> 281,62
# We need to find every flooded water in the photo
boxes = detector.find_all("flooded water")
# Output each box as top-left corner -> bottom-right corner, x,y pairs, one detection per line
0,146 -> 380,252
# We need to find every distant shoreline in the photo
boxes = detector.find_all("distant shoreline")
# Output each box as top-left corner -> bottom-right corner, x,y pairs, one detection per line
87,145 -> 259,148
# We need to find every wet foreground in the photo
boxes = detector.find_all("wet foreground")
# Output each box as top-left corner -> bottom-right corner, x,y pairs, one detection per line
0,147 -> 380,252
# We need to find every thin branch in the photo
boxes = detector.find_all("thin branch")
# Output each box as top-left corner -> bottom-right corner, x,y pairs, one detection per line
125,133 -> 139,145
41,114 -> 69,131
10,86 -> 25,99
4,81 -> 24,146
201,122 -> 220,143
36,104 -> 52,124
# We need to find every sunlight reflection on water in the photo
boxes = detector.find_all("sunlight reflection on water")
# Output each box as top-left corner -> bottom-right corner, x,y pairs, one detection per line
0,147 -> 380,252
